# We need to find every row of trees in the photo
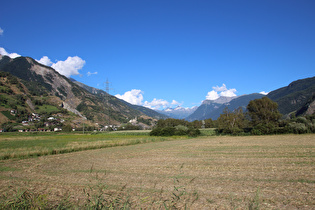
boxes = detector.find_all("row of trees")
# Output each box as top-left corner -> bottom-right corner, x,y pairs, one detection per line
151,97 -> 315,136
216,97 -> 315,135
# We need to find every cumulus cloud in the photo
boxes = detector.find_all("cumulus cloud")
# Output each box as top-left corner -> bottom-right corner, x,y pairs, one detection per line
37,56 -> 53,66
0,27 -> 3,35
87,71 -> 98,76
143,98 -> 170,110
213,84 -> 228,92
116,89 -> 183,110
206,90 -> 220,100
220,88 -> 237,97
36,55 -> 86,78
0,47 -> 21,58
115,89 -> 144,106
51,56 -> 85,78
206,84 -> 237,100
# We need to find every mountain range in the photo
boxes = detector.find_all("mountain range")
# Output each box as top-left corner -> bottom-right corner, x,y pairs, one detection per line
156,106 -> 198,119
0,54 -> 314,128
185,94 -> 265,121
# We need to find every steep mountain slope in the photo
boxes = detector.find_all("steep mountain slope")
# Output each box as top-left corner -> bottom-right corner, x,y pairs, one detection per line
73,80 -> 167,119
207,93 -> 264,120
0,55 -> 155,126
267,76 -> 315,115
185,96 -> 238,121
0,71 -> 89,129
185,101 -> 222,121
294,95 -> 315,116
70,79 -> 101,95
186,94 -> 264,121
119,100 -> 168,119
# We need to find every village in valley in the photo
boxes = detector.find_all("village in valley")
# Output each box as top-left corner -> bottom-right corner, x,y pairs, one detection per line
0,110 -> 65,132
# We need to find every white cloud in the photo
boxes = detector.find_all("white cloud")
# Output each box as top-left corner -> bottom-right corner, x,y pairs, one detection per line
260,91 -> 268,95
87,71 -> 98,76
206,83 -> 237,100
206,90 -> 220,100
220,88 -> 237,97
0,47 -> 21,58
51,56 -> 86,78
143,98 -> 169,110
115,89 -> 144,106
36,56 -> 53,66
115,89 -> 182,110
0,27 -> 3,35
213,84 -> 228,92
37,55 -> 86,78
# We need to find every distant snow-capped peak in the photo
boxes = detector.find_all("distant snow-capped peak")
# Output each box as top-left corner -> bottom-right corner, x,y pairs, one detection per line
163,106 -> 197,112
202,96 -> 239,105
157,106 -> 198,119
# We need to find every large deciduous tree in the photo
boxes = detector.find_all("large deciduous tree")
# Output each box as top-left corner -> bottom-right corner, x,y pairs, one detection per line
217,107 -> 247,134
247,97 -> 282,127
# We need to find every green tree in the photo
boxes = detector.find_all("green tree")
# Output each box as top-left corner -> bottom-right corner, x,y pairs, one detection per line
191,120 -> 202,128
62,124 -> 73,132
204,118 -> 215,128
216,107 -> 247,135
155,118 -> 189,128
247,97 -> 282,126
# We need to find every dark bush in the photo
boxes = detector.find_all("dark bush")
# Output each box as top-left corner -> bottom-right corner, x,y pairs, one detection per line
251,123 -> 276,135
150,126 -> 200,137
150,127 -> 175,136
160,127 -> 176,136
62,124 -> 73,132
187,128 -> 201,137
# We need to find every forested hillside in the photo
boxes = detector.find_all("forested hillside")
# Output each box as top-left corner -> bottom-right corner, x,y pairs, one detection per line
267,76 -> 315,116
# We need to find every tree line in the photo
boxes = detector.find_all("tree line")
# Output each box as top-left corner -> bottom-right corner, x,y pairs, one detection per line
150,97 -> 315,136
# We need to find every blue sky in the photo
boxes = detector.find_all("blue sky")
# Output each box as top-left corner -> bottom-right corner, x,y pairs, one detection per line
1,0 -> 314,109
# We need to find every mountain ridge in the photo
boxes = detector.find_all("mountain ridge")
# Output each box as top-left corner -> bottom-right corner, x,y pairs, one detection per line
186,94 -> 264,121
202,96 -> 239,105
0,55 -> 160,127
72,79 -> 168,120
267,76 -> 315,116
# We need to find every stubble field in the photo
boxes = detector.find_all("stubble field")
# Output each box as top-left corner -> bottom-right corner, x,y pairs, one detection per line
0,133 -> 314,209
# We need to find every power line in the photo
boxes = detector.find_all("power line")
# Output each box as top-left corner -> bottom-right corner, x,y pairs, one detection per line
104,79 -> 114,131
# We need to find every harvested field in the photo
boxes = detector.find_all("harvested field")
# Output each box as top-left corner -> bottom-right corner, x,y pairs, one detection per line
0,134 -> 314,209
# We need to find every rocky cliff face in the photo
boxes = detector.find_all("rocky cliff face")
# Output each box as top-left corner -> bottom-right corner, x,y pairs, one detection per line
27,58 -> 81,109
305,100 -> 315,115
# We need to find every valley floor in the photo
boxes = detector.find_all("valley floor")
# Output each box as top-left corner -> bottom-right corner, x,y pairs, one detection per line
0,134 -> 314,209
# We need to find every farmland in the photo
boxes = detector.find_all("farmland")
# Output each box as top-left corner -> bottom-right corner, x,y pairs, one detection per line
0,132 -> 314,209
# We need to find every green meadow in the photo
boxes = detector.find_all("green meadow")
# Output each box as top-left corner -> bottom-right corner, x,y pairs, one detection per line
0,131 -> 177,160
